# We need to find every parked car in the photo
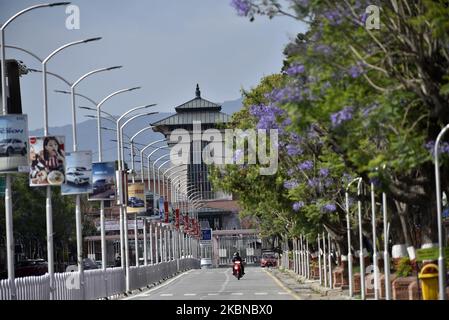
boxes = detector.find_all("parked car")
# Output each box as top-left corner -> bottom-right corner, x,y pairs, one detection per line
67,167 -> 89,173
15,259 -> 48,277
0,138 -> 27,156
65,258 -> 99,272
128,196 -> 144,207
66,171 -> 90,185
93,179 -> 108,193
260,252 -> 277,268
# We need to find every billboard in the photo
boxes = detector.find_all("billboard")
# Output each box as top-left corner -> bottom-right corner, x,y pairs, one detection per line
29,136 -> 65,186
61,151 -> 93,195
126,182 -> 146,214
0,114 -> 28,173
89,162 -> 116,201
159,197 -> 164,219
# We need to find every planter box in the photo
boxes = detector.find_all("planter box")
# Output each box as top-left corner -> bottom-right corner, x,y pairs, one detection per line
379,273 -> 397,299
353,273 -> 361,294
333,266 -> 349,289
392,276 -> 416,300
311,266 -> 320,280
366,272 -> 384,298
408,279 -> 420,300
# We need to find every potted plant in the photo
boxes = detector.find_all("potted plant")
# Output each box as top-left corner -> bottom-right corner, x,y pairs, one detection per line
392,257 -> 417,300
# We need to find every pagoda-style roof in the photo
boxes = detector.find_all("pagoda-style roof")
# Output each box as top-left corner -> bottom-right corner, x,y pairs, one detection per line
152,84 -> 230,128
175,84 -> 222,112
152,111 -> 230,127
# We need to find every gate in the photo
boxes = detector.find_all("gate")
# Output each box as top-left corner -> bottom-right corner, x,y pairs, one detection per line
212,230 -> 261,267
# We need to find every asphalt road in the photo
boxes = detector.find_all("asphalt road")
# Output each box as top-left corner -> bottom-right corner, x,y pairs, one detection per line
125,266 -> 299,300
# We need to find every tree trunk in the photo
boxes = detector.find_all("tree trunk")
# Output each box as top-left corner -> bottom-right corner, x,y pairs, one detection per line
394,200 -> 412,246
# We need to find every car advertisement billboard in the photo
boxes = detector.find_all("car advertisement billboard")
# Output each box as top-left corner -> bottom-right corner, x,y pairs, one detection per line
88,162 -> 116,201
61,151 -> 93,195
0,114 -> 29,173
127,182 -> 146,214
29,136 -> 65,186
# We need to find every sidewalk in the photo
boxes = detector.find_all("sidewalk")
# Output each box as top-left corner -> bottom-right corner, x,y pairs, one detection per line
267,267 -> 353,300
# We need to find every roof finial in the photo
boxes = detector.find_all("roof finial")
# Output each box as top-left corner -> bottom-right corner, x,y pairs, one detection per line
195,84 -> 201,98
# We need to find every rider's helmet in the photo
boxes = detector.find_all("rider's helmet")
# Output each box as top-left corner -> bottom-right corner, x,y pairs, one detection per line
233,252 -> 240,258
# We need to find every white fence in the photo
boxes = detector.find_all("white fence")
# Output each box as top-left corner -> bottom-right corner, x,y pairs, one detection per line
0,258 -> 200,300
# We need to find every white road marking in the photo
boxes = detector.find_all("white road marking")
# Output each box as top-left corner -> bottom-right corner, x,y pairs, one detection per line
219,269 -> 230,293
160,293 -> 173,297
208,293 -> 219,296
122,270 -> 194,300
278,292 -> 289,295
231,292 -> 243,295
254,292 -> 268,295
184,293 -> 196,296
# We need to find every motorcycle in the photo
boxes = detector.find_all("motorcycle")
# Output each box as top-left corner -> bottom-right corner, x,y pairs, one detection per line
233,261 -> 243,280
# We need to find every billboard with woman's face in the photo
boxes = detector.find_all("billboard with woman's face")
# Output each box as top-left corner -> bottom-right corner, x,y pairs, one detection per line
0,114 -> 29,173
61,151 -> 93,195
29,136 -> 65,186
89,162 -> 116,201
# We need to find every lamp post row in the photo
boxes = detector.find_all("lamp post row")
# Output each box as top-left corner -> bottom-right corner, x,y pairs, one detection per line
1,2 -> 201,300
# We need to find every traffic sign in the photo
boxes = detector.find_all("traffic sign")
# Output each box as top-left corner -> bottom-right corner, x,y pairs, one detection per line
201,228 -> 212,241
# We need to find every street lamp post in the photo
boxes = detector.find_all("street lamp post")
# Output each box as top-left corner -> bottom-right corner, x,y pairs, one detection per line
434,124 -> 449,300
345,177 -> 361,297
328,232 -> 332,288
306,238 -> 310,279
318,234 -> 322,285
139,140 -> 167,182
70,66 -> 121,299
356,178 -> 366,300
115,107 -> 156,289
151,154 -> 170,210
144,145 -> 168,208
382,186 -> 392,300
323,231 -> 327,287
370,179 -> 379,300
42,37 -> 101,300
95,88 -> 140,274
120,113 -> 157,268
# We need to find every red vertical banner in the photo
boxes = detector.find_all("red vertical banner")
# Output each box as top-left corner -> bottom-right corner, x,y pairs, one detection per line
190,218 -> 195,235
175,208 -> 180,229
164,201 -> 169,223
184,214 -> 189,231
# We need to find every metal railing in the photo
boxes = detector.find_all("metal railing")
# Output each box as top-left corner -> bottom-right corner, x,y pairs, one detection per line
0,258 -> 199,300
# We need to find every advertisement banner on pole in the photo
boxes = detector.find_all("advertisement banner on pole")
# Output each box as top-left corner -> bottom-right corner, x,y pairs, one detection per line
145,193 -> 154,215
190,218 -> 195,234
127,182 -> 146,214
29,136 -> 65,186
0,114 -> 29,173
61,151 -> 93,195
175,208 -> 180,229
88,162 -> 116,201
164,201 -> 169,223
159,197 -> 164,219
184,214 -> 189,231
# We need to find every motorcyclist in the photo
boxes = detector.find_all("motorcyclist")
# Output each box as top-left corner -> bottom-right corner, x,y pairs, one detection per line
232,252 -> 245,275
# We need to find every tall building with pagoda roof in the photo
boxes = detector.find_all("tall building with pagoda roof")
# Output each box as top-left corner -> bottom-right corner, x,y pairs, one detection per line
151,85 -> 241,230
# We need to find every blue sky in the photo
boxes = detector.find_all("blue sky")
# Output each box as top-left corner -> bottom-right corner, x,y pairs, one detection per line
0,0 -> 305,130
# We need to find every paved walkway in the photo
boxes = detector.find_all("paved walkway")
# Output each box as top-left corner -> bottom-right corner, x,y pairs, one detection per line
267,267 -> 353,300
